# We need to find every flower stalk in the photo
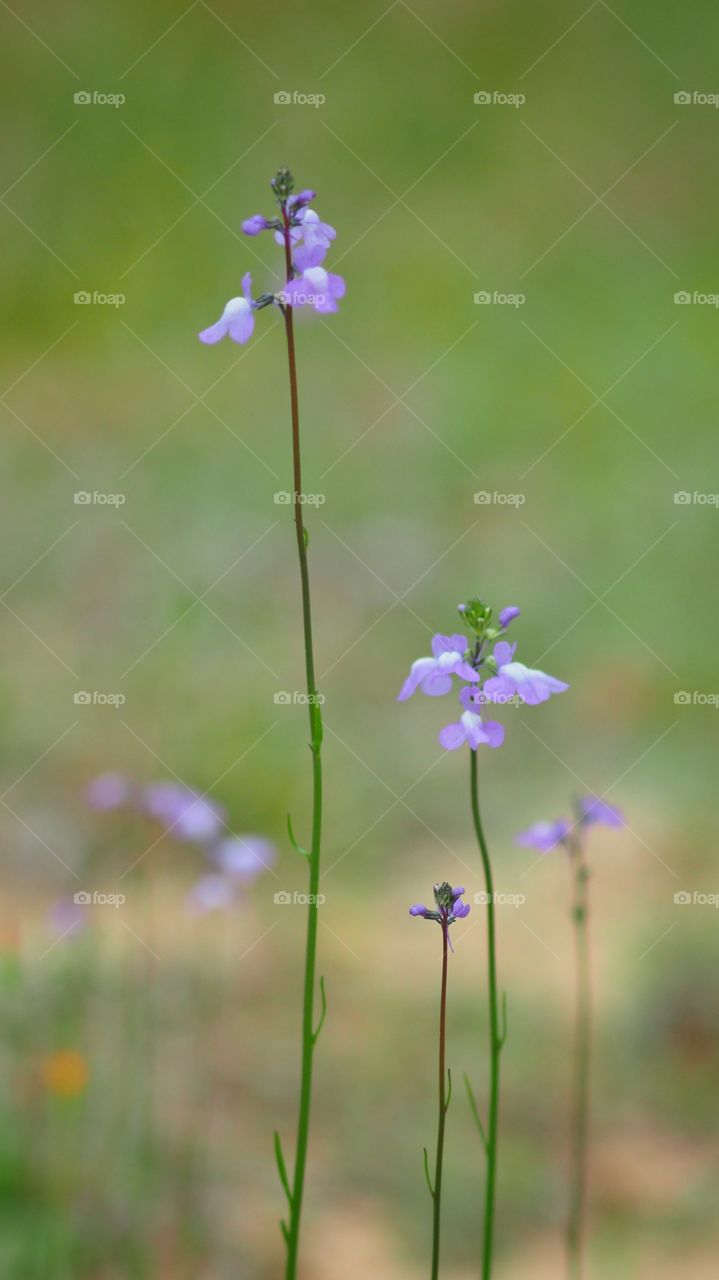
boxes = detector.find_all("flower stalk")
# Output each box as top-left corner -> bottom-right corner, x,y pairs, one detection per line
566,825 -> 591,1280
469,750 -> 505,1280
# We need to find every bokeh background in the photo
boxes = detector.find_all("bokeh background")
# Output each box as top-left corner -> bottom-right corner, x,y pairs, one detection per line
1,0 -> 718,1275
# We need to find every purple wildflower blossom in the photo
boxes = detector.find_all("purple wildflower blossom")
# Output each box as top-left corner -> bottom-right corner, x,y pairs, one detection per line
199,272 -> 255,345
499,605 -> 520,628
580,796 -> 624,827
282,265 -> 346,314
483,640 -> 568,706
86,772 -> 131,811
242,214 -> 271,235
516,819 -> 571,853
398,633 -> 478,701
410,883 -> 471,947
143,782 -> 225,843
439,686 -> 505,751
211,834 -> 277,880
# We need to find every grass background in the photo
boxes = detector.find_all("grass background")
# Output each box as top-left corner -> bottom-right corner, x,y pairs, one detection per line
1,0 -> 718,1275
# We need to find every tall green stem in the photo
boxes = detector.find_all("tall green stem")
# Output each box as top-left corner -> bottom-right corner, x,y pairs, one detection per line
567,836 -> 591,1280
469,750 -> 502,1279
431,923 -> 450,1280
281,207 -> 324,1280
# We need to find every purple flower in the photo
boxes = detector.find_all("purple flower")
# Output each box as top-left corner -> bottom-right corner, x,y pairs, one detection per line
212,834 -> 276,880
398,633 -> 478,701
281,265 -> 346,314
288,189 -> 316,209
483,641 -> 568,706
409,882 -> 471,940
143,782 -> 225,843
499,605 -> 520,628
86,772 -> 131,811
297,209 -> 336,251
516,819 -> 571,853
242,214 -> 270,236
187,874 -> 236,914
580,796 -> 624,827
199,273 -> 255,345
439,692 -> 505,750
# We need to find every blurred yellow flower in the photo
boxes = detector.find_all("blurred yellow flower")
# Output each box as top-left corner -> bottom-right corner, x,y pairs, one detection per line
41,1050 -> 89,1098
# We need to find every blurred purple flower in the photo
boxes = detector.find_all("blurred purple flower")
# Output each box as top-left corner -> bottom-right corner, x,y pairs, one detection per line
398,633 -> 478,701
516,819 -> 571,853
187,874 -> 236,914
498,605 -> 520,628
199,273 -> 255,345
47,897 -> 88,938
212,834 -> 277,880
143,782 -> 225,843
580,795 -> 624,827
86,772 -> 131,811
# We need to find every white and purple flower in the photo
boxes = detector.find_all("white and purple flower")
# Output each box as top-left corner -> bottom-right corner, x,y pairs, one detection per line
199,272 -> 255,346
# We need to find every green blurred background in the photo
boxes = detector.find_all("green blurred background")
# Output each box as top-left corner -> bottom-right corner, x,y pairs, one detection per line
1,0 -> 718,1275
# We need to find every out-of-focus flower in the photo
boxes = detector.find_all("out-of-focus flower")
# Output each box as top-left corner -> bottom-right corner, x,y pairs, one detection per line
143,782 -> 225,843
187,874 -> 236,914
516,819 -> 571,853
498,605 -> 520,628
42,1050 -> 89,1098
212,834 -> 277,880
242,214 -> 271,235
47,898 -> 88,938
580,796 -> 624,827
86,772 -> 131,811
199,273 -> 255,345
398,634 -> 478,701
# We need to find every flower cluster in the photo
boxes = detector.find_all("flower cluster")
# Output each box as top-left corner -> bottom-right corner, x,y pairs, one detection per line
199,168 -> 345,346
410,882 -> 470,943
516,795 -> 625,853
86,772 -> 276,911
398,599 -> 569,751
